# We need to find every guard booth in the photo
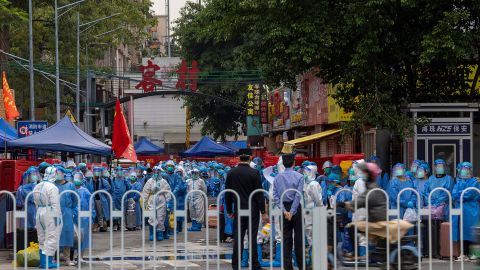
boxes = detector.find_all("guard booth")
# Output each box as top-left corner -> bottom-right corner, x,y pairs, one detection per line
408,103 -> 479,176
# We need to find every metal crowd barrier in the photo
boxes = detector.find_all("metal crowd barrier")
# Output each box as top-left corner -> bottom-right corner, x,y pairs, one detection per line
2,187 -> 480,270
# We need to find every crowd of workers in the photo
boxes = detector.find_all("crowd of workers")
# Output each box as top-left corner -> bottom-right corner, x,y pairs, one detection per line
12,155 -> 480,268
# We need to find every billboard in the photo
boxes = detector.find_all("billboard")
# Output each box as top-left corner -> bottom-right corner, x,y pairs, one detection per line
17,121 -> 48,138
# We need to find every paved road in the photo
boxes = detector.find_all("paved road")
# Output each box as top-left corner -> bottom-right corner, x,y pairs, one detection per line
0,224 -> 478,269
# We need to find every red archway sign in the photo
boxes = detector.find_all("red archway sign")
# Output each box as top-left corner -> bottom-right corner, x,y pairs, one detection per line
176,59 -> 200,91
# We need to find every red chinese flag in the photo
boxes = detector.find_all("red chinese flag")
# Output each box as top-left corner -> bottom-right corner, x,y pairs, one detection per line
2,72 -> 19,121
112,99 -> 137,162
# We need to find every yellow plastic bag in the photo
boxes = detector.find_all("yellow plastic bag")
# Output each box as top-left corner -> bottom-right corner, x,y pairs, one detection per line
169,211 -> 175,229
16,242 -> 40,267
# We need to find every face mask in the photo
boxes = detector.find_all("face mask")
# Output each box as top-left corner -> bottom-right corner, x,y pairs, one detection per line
435,167 -> 445,175
55,174 -> 63,182
192,174 -> 199,180
459,169 -> 471,179
394,169 -> 404,177
349,175 -> 357,182
130,177 -> 136,182
117,172 -> 124,178
328,183 -> 335,190
324,168 -> 332,175
30,175 -> 38,182
416,171 -> 425,179
94,172 -> 101,177
410,164 -> 418,174
74,179 -> 82,186
153,173 -> 159,178
167,167 -> 174,174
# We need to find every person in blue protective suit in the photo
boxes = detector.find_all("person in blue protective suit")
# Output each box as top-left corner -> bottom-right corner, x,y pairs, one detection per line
54,166 -> 78,266
126,172 -> 143,229
252,158 -> 269,192
163,160 -> 187,235
340,168 -> 356,256
452,162 -> 480,261
85,167 -> 111,232
406,160 -> 423,185
73,172 -> 95,262
206,172 -> 222,198
387,163 -> 417,219
367,155 -> 390,190
332,165 -> 344,185
111,166 -> 128,231
422,159 -> 454,217
317,160 -> 333,205
16,167 -> 40,230
414,163 -> 430,204
325,173 -> 348,252
75,163 -> 87,175
101,168 -> 111,185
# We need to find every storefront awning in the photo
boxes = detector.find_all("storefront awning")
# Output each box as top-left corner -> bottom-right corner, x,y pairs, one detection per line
281,129 -> 342,153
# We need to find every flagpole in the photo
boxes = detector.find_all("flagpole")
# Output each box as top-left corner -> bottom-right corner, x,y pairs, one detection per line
4,121 -> 7,158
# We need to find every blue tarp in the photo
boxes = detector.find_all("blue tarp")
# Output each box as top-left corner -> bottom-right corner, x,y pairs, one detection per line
181,136 -> 235,157
0,118 -> 17,140
134,137 -> 164,155
8,117 -> 111,155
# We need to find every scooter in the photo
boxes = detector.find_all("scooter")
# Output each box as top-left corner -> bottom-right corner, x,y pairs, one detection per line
330,234 -> 420,270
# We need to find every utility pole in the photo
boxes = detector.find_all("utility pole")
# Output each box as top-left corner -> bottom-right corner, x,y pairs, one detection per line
28,0 -> 35,120
54,0 -> 60,121
55,0 -> 85,122
166,0 -> 171,57
76,13 -> 80,124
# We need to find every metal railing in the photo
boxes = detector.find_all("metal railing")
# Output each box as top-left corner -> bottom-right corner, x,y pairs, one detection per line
1,187 -> 479,270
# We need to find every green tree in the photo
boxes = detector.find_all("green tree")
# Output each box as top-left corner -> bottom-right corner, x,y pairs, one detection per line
3,0 -> 153,123
174,2 -> 255,140
174,0 -> 480,138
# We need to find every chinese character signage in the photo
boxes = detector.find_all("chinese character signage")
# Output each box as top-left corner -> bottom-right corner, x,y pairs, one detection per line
290,79 -> 304,127
417,123 -> 471,136
135,60 -> 162,92
260,100 -> 268,124
246,84 -> 262,116
176,59 -> 200,91
269,87 -> 291,131
17,121 -> 48,138
246,84 -> 263,136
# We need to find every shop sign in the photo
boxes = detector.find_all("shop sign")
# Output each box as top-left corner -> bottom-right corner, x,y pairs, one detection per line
17,121 -> 48,138
417,123 -> 470,136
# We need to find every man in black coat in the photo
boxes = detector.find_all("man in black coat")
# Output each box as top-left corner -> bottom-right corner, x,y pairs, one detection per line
225,149 -> 268,270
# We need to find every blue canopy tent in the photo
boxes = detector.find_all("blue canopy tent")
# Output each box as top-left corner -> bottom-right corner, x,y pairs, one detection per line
221,140 -> 247,152
134,137 -> 164,155
8,117 -> 111,155
181,136 -> 235,157
0,118 -> 18,146
0,118 -> 18,140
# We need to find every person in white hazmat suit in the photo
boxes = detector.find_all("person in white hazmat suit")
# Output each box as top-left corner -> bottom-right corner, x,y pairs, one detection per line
351,160 -> 368,257
142,166 -> 171,241
187,168 -> 207,231
33,166 -> 62,269
303,164 -> 323,250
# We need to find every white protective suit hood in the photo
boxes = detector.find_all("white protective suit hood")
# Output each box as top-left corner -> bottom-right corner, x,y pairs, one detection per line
43,167 -> 57,182
304,165 -> 318,183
